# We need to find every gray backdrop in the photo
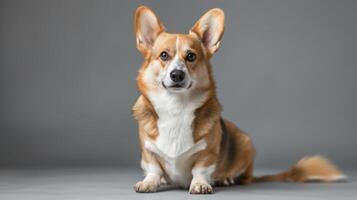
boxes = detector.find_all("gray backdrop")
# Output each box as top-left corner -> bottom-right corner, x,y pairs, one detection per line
1,0 -> 356,169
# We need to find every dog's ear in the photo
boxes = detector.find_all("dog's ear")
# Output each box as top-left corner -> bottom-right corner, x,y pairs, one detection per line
190,8 -> 225,56
134,6 -> 165,56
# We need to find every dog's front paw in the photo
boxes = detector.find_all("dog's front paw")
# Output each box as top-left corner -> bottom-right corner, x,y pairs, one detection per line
134,181 -> 159,193
189,182 -> 214,194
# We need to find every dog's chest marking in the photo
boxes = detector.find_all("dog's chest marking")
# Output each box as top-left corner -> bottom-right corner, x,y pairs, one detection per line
146,90 -> 207,187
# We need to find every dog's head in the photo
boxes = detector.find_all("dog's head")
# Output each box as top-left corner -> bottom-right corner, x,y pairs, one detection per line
134,6 -> 224,95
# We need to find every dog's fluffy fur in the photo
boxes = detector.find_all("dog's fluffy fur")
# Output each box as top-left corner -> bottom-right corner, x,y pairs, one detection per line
132,6 -> 346,194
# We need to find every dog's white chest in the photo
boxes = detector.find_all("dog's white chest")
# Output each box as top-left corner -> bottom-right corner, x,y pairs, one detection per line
155,107 -> 195,157
146,90 -> 207,186
147,90 -> 206,157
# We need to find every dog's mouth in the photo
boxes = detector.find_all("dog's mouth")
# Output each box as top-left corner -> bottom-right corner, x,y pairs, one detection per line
162,81 -> 193,90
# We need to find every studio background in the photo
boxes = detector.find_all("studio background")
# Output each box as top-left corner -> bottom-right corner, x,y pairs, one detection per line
1,0 -> 356,170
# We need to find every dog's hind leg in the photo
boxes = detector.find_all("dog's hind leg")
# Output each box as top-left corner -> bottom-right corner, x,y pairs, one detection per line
214,119 -> 256,186
235,162 -> 254,185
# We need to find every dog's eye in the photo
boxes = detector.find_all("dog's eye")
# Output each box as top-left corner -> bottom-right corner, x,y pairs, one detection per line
159,51 -> 169,61
186,52 -> 196,62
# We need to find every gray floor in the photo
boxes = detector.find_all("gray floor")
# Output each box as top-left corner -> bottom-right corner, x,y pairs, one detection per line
0,168 -> 355,200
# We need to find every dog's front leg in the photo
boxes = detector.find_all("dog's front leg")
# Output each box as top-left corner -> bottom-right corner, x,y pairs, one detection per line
134,172 -> 161,193
189,164 -> 216,194
134,154 -> 162,193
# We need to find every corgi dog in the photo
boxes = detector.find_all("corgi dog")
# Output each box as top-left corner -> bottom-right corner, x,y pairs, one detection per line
132,6 -> 346,194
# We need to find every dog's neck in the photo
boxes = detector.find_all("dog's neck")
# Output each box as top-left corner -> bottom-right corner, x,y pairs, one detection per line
149,90 -> 208,115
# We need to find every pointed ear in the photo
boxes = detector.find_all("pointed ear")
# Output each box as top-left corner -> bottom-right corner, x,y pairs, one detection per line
190,8 -> 225,56
134,6 -> 165,55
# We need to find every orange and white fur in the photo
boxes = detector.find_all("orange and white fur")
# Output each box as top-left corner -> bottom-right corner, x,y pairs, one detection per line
132,6 -> 346,194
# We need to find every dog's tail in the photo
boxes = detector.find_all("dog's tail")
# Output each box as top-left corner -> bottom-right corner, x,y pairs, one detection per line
252,155 -> 347,183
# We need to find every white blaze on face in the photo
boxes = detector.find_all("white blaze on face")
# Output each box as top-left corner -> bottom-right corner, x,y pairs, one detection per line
161,36 -> 191,89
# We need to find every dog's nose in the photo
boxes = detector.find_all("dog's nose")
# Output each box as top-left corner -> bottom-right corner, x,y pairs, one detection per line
170,69 -> 185,83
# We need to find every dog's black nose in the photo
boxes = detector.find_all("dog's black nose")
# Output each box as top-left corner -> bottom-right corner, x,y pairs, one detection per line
170,69 -> 185,83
